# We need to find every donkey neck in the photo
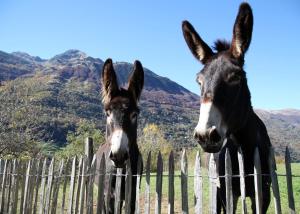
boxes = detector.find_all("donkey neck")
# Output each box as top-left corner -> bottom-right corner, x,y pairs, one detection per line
232,109 -> 271,150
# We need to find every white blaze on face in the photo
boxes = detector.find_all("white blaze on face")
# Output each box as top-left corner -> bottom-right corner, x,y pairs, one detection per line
110,129 -> 129,155
195,102 -> 224,137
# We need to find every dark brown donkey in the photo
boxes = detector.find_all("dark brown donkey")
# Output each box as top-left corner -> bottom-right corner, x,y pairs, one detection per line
96,59 -> 144,213
182,3 -> 271,213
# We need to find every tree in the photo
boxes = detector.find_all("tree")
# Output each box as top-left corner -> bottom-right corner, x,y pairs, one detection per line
138,123 -> 173,171
55,120 -> 105,159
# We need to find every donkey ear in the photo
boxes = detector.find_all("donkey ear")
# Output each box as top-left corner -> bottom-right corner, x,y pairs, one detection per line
231,3 -> 253,59
128,60 -> 144,102
182,20 -> 213,64
101,58 -> 119,104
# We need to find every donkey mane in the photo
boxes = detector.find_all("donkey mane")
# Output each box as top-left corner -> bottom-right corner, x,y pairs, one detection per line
213,39 -> 231,52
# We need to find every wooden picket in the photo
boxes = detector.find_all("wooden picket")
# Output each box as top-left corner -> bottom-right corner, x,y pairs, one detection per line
23,160 -> 32,214
33,160 -> 42,214
269,146 -> 282,214
237,148 -> 247,214
168,151 -> 174,214
0,137 -> 298,214
45,158 -> 54,214
125,160 -> 132,214
254,148 -> 263,214
114,168 -> 122,214
96,154 -> 105,214
144,152 -> 151,214
155,152 -> 163,214
181,149 -> 189,214
78,158 -> 87,214
9,159 -> 18,214
51,159 -> 64,214
61,159 -> 69,214
194,151 -> 202,214
0,159 -> 8,213
39,158 -> 47,214
74,156 -> 83,213
225,149 -> 233,214
285,147 -> 295,214
87,155 -> 96,214
135,155 -> 142,214
209,154 -> 218,214
68,157 -> 76,214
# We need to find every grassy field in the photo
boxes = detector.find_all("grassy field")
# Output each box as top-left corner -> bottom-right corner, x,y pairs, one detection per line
138,163 -> 300,213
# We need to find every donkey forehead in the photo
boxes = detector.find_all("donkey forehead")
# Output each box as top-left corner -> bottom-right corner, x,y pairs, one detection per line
197,55 -> 241,83
106,96 -> 137,111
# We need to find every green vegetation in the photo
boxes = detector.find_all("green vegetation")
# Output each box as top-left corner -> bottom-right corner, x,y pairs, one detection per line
138,163 -> 300,213
138,124 -> 173,171
55,120 -> 105,159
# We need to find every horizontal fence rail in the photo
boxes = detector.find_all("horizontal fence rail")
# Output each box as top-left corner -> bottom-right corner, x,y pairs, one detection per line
0,138 -> 298,213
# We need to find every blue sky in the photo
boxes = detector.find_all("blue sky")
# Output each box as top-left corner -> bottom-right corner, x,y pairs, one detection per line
0,0 -> 299,109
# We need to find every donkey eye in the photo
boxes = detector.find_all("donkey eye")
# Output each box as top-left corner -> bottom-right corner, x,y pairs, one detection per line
227,73 -> 241,84
105,110 -> 111,117
130,112 -> 138,123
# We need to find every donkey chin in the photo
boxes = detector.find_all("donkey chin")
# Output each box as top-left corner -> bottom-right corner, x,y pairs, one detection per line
198,140 -> 224,153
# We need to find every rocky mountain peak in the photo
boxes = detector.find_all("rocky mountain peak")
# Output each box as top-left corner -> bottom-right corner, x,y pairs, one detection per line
49,49 -> 88,64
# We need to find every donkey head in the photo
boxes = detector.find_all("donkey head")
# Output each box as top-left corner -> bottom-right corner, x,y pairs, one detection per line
182,3 -> 253,153
101,59 -> 144,167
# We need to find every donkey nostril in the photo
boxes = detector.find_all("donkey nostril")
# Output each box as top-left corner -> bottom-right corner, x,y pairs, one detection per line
109,151 -> 117,161
209,128 -> 221,142
124,152 -> 129,160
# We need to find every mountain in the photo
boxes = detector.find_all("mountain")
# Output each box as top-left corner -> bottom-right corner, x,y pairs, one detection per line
255,109 -> 300,161
0,50 -> 199,152
0,50 -> 299,160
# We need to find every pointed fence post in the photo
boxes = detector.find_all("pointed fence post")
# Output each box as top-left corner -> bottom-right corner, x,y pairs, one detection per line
181,149 -> 189,214
87,155 -> 97,214
268,147 -> 282,214
6,161 -> 12,213
75,156 -> 83,213
135,155 -> 143,214
44,158 -> 54,214
85,137 -> 94,167
9,160 -> 19,214
33,159 -> 42,214
155,152 -> 163,214
22,160 -> 32,214
225,149 -> 233,214
51,159 -> 64,214
0,159 -> 8,213
61,159 -> 70,214
105,170 -> 113,214
144,152 -> 151,214
114,168 -> 122,214
209,154 -> 218,214
79,158 -> 87,214
19,162 -> 26,214
238,148 -> 247,214
39,159 -> 47,214
254,148 -> 262,214
194,151 -> 202,214
125,160 -> 133,214
68,157 -> 77,214
285,147 -> 295,214
168,151 -> 174,214
96,154 -> 106,214
27,160 -> 37,213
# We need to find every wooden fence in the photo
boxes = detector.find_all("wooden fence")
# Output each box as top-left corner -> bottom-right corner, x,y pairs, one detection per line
0,138 -> 298,214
